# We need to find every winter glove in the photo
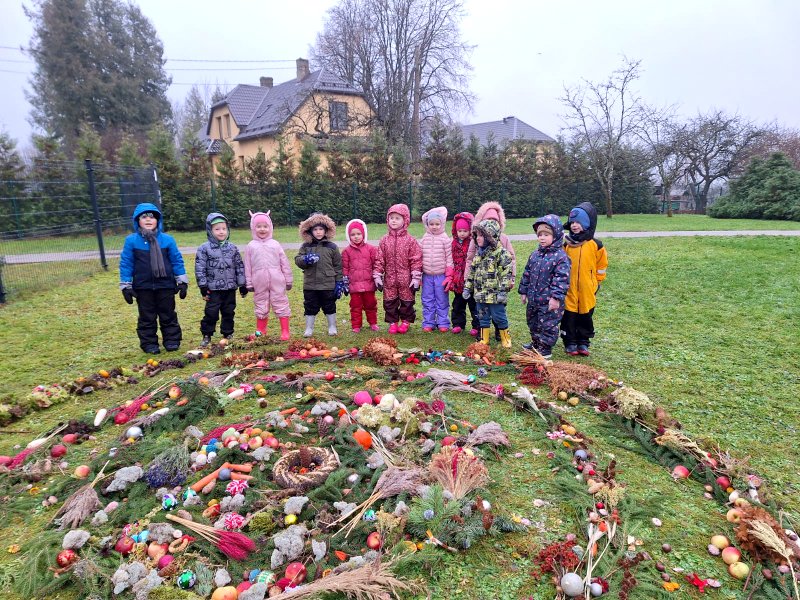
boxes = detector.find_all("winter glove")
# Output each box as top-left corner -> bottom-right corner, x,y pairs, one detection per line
520,294 -> 528,305
548,297 -> 560,312
176,282 -> 188,299
239,286 -> 249,298
121,287 -> 136,305
497,292 -> 508,304
462,289 -> 471,300
373,275 -> 383,292
334,280 -> 348,299
410,276 -> 421,291
199,286 -> 209,299
286,283 -> 292,291
341,276 -> 350,296
303,252 -> 320,265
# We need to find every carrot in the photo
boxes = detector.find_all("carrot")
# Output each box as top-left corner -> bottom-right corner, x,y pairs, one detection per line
229,472 -> 253,481
308,348 -> 326,357
301,410 -> 311,418
228,463 -> 253,473
191,462 -> 230,492
176,399 -> 189,407
334,550 -> 348,561
279,407 -> 298,416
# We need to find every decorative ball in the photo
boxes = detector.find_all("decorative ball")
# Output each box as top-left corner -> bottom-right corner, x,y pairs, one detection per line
574,449 -> 588,461
161,494 -> 178,511
158,554 -> 174,569
363,509 -> 377,521
194,454 -> 208,467
125,426 -> 144,440
467,374 -> 476,383
353,391 -> 372,406
56,548 -> 78,568
218,468 -> 232,481
182,489 -> 198,503
560,572 -> 584,596
423,509 -> 435,520
177,569 -> 197,589
589,581 -> 603,597
255,330 -> 262,337
284,514 -> 298,526
249,569 -> 261,582
255,570 -> 275,585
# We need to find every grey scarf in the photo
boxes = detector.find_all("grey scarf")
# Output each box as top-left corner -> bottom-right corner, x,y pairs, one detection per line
140,228 -> 167,279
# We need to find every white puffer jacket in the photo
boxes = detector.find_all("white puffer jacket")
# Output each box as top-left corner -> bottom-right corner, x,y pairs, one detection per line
420,206 -> 453,275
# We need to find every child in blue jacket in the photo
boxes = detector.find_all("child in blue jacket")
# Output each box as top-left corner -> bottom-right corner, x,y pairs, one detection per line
119,203 -> 189,354
518,214 -> 571,359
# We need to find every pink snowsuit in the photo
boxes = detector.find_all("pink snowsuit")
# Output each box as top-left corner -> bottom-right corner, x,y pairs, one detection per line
244,211 -> 293,319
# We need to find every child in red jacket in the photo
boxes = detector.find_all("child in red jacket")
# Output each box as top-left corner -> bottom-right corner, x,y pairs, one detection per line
448,211 -> 478,336
342,219 -> 380,332
373,204 -> 423,334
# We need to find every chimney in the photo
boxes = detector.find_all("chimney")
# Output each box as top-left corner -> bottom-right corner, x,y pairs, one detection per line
296,58 -> 310,81
260,76 -> 273,88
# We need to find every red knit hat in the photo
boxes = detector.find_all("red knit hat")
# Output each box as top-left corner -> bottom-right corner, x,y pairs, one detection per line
348,221 -> 365,236
455,217 -> 470,230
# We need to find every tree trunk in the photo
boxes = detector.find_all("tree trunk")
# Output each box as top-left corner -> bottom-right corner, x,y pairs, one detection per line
410,44 -> 422,169
664,191 -> 673,217
604,187 -> 613,218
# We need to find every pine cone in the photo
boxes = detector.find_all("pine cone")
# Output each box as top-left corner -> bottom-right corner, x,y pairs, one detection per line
482,511 -> 494,530
158,562 -> 179,578
298,446 -> 312,469
316,417 -> 331,438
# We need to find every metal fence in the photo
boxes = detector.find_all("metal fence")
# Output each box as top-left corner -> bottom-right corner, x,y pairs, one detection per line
0,160 -> 158,302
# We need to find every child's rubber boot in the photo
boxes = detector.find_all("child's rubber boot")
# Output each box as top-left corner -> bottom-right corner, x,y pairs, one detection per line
370,323 -> 380,332
388,322 -> 399,334
397,321 -> 410,334
199,335 -> 211,348
479,328 -> 491,345
326,313 -> 338,336
304,315 -> 316,337
256,317 -> 268,336
279,317 -> 290,341
499,328 -> 512,348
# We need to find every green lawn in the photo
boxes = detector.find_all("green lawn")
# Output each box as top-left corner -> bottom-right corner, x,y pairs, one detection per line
1,236 -> 798,599
2,214 -> 798,255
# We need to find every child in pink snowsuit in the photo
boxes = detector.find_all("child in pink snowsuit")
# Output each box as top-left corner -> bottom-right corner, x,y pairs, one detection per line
373,203 -> 423,334
244,210 -> 293,340
342,219 -> 380,332
419,206 -> 453,332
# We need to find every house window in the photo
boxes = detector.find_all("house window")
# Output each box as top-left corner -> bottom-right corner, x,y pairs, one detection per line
329,101 -> 348,131
216,116 -> 223,139
224,114 -> 231,138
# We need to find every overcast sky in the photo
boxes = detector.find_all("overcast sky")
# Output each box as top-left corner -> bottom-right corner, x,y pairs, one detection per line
1,0 -> 799,150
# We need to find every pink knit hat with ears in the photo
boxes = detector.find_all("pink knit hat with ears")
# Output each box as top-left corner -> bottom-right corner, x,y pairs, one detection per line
250,211 -> 270,225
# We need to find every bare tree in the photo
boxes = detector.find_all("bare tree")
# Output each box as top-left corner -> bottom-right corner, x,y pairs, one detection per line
637,105 -> 686,217
561,57 -> 645,217
312,0 -> 475,166
677,110 -> 765,214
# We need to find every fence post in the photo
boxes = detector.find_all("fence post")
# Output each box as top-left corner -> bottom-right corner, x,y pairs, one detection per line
117,176 -> 125,220
0,257 -> 6,303
9,183 -> 22,238
150,163 -> 162,209
85,159 -> 108,270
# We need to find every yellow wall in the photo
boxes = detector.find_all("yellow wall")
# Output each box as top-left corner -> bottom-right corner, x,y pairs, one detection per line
208,91 -> 374,176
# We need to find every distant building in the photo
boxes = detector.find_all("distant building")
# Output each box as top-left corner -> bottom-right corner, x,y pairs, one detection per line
204,58 -> 374,173
457,116 -> 555,148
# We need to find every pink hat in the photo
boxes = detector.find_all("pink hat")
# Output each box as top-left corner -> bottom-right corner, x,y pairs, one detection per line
348,221 -> 364,236
251,212 -> 269,225
482,207 -> 500,222
455,217 -> 470,230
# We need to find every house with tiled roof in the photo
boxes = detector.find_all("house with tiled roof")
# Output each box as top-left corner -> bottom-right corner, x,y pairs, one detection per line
205,58 -> 374,172
458,116 -> 554,148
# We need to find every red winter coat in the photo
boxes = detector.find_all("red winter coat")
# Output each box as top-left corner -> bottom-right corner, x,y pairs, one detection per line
374,203 -> 423,301
450,211 -> 474,294
342,219 -> 378,293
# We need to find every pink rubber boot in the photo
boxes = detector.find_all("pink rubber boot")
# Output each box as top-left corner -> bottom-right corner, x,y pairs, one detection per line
257,318 -> 268,335
279,317 -> 290,341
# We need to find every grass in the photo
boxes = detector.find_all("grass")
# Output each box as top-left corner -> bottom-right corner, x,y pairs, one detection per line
0,236 -> 798,599
1,214 -> 799,255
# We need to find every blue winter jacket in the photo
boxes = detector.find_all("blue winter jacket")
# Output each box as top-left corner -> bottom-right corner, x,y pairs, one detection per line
518,214 -> 571,302
120,203 -> 188,290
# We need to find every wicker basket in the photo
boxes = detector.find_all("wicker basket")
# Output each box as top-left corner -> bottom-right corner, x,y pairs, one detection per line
272,446 -> 338,491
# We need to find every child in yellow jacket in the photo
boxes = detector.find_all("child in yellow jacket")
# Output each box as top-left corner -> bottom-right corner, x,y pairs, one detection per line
561,202 -> 608,356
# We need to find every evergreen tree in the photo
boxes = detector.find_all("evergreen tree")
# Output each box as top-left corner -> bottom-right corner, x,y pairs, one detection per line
147,125 -> 180,227
26,0 -> 172,143
272,137 -> 295,184
0,131 -> 26,235
75,123 -> 105,164
217,145 -> 248,226
298,140 -> 322,181
177,138 -> 212,229
0,131 -> 25,182
117,133 -> 145,167
177,85 -> 210,148
28,135 -> 78,229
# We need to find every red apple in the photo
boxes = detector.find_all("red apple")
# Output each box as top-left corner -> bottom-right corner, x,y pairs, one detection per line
728,561 -> 750,579
441,436 -> 456,446
284,561 -> 307,584
325,371 -> 335,381
115,536 -> 135,556
716,476 -> 731,489
56,548 -> 78,567
275,577 -> 293,591
236,581 -> 252,594
168,385 -> 182,399
366,531 -> 382,550
50,444 -> 68,458
710,535 -> 730,550
265,436 -> 280,449
721,546 -> 741,565
62,433 -> 78,444
74,465 -> 90,479
114,412 -> 129,425
671,465 -> 690,479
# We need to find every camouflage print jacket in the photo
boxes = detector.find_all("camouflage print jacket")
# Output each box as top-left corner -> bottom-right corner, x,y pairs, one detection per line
463,219 -> 514,304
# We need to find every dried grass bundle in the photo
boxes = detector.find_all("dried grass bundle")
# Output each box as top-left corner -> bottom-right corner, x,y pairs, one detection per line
166,514 -> 256,561
509,348 -> 551,367
466,422 -> 510,448
654,428 -> 708,462
427,368 -> 499,398
55,461 -> 108,529
334,466 -> 427,537
545,362 -> 606,397
278,556 -> 420,600
429,446 -> 489,500
364,337 -> 402,366
739,515 -> 800,599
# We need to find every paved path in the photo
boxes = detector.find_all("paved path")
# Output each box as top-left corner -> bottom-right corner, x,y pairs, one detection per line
4,230 -> 800,264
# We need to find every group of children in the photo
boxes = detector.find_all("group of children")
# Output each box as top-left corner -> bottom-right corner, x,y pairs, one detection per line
120,200 -> 607,360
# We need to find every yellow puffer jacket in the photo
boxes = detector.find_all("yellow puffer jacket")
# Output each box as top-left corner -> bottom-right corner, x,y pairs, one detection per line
564,239 -> 608,314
